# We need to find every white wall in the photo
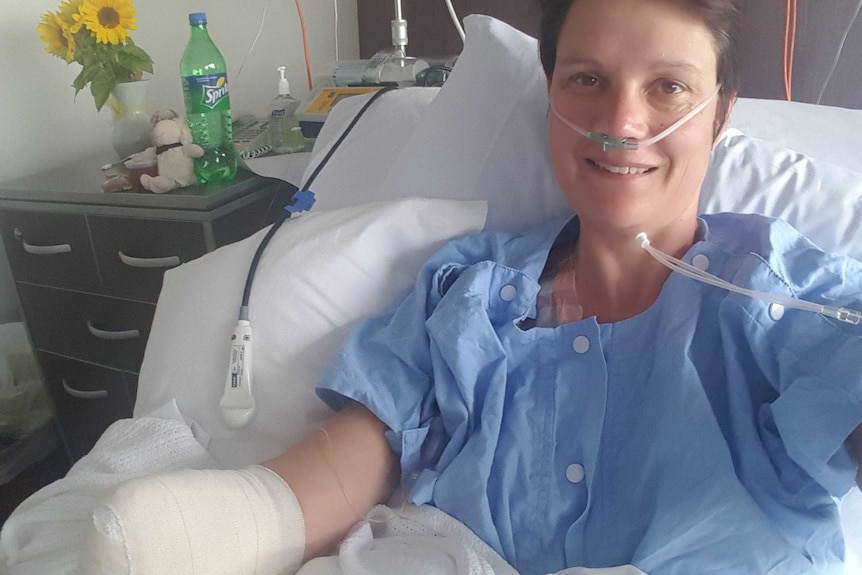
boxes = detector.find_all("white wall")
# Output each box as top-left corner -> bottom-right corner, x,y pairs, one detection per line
0,0 -> 359,182
0,0 -> 360,323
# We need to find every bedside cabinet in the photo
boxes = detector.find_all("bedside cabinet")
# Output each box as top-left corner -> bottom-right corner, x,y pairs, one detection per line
0,153 -> 297,462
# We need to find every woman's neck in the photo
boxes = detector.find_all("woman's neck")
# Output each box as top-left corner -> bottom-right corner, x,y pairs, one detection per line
566,218 -> 698,323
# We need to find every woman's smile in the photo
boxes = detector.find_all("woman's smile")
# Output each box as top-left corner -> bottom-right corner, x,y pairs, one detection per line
587,158 -> 655,175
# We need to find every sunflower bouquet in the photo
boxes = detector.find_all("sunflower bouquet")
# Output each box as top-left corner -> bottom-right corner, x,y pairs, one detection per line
37,0 -> 154,111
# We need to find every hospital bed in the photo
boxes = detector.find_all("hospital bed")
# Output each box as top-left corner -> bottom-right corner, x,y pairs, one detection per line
2,15 -> 862,575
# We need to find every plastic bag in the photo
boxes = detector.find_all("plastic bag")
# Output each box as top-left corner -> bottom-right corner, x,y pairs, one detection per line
0,322 -> 51,437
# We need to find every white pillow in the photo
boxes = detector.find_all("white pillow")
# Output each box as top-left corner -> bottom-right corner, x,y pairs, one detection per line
729,98 -> 862,175
303,15 -> 570,232
305,86 -> 440,209
702,128 -> 862,260
134,198 -> 487,468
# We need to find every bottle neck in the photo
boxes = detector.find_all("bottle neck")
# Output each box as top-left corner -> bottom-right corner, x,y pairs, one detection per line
190,24 -> 210,39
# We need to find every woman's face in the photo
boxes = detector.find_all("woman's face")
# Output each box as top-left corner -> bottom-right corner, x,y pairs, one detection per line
548,0 -> 725,238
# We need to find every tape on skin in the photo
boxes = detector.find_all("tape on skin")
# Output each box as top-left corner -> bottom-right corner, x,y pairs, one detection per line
317,427 -> 407,525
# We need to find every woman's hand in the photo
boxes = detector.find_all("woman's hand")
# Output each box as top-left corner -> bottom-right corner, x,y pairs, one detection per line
847,423 -> 862,489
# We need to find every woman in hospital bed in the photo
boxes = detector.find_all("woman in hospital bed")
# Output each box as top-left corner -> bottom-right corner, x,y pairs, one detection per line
82,0 -> 862,573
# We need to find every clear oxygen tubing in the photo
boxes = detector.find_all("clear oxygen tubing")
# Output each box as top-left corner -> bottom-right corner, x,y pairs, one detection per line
635,233 -> 862,325
549,84 -> 721,151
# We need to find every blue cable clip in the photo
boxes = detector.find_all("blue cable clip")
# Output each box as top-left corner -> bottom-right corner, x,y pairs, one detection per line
285,190 -> 316,214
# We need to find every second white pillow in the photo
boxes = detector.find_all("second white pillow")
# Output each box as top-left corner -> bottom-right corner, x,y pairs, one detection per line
135,197 -> 488,468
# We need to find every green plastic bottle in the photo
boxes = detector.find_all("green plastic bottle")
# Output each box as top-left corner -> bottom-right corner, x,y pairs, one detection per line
180,12 -> 237,184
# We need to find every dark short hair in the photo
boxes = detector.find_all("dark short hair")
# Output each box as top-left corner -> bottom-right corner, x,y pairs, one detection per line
538,0 -> 740,132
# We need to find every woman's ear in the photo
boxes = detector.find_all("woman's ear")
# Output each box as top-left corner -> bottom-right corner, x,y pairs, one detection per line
712,91 -> 737,145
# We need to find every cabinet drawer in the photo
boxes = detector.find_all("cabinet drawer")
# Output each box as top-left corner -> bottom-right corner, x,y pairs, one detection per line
0,209 -> 99,290
88,216 -> 207,302
18,284 -> 154,372
38,352 -> 134,461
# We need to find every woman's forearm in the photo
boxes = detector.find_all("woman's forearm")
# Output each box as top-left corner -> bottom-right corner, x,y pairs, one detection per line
263,402 -> 398,560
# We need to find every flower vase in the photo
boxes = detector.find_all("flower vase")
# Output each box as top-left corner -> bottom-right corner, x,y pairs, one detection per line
108,80 -> 152,159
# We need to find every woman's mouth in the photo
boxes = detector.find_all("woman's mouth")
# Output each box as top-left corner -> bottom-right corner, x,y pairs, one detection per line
588,159 -> 653,175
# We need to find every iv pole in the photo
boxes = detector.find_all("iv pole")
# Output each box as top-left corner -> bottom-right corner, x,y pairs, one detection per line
391,0 -> 409,57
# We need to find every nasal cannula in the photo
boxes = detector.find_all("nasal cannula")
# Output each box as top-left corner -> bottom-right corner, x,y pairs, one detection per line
549,85 -> 722,151
220,86 -> 398,429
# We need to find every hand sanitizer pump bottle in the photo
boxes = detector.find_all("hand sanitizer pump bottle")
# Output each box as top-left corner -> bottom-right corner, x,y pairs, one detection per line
269,67 -> 305,154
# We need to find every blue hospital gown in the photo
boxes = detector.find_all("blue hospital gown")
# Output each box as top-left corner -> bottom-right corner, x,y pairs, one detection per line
317,212 -> 862,575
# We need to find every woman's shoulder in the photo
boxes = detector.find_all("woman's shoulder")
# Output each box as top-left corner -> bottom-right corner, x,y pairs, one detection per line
700,212 -> 862,296
426,217 -> 572,273
701,212 -> 844,259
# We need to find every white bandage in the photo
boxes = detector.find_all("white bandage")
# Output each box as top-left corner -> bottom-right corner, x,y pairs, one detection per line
80,465 -> 305,575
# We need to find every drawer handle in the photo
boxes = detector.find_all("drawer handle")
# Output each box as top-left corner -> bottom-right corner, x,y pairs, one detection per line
62,378 -> 109,400
22,239 -> 72,255
118,250 -> 181,269
15,228 -> 73,255
87,320 -> 140,341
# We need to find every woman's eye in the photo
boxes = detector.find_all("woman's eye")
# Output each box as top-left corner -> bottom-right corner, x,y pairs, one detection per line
571,74 -> 600,88
659,81 -> 685,94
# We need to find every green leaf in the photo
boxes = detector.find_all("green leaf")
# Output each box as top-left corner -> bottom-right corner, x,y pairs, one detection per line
62,27 -> 155,111
72,64 -> 99,91
72,69 -> 88,92
90,73 -> 115,112
119,46 -> 154,74
124,44 -> 153,64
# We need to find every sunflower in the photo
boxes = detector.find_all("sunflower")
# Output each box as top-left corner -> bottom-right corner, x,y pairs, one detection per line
76,0 -> 137,45
57,0 -> 84,28
37,11 -> 76,62
37,0 -> 152,111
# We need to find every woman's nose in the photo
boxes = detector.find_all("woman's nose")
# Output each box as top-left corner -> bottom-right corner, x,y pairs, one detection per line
592,88 -> 652,142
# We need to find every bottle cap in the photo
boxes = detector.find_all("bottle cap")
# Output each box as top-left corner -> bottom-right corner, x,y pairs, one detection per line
277,66 -> 290,96
189,12 -> 207,25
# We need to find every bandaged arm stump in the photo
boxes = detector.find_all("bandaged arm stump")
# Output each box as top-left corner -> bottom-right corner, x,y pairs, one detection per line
80,403 -> 397,574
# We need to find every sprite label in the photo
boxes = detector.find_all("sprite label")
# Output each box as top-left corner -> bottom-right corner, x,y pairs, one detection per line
182,73 -> 230,113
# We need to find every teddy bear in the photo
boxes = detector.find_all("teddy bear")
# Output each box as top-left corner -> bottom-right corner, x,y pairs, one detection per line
140,109 -> 204,194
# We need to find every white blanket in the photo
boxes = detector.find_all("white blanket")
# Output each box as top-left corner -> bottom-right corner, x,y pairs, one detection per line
0,406 -> 643,575
0,406 -> 217,575
298,505 -> 644,575
1,406 -> 856,575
